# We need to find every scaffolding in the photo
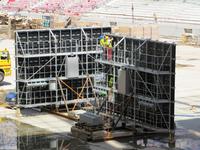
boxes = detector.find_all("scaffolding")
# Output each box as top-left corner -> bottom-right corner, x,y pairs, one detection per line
15,27 -> 111,108
15,27 -> 175,135
94,34 -> 176,133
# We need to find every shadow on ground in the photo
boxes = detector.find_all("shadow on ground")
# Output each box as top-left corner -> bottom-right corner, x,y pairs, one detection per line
174,118 -> 200,150
0,81 -> 12,86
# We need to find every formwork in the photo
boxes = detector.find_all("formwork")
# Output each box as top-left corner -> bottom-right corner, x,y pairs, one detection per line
94,35 -> 176,133
15,27 -> 111,108
15,26 -> 175,134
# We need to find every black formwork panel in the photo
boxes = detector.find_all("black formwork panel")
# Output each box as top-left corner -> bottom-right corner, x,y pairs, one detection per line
15,27 -> 111,55
17,78 -> 93,106
15,27 -> 111,107
17,54 -> 100,80
111,35 -> 175,72
17,81 -> 58,105
96,35 -> 176,132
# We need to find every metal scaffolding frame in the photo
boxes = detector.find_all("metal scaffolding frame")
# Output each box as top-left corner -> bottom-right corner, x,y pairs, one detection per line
15,27 -> 175,135
15,27 -> 111,108
94,34 -> 176,133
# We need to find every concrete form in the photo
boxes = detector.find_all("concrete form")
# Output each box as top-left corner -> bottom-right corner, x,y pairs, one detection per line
15,27 -> 111,108
15,27 -> 176,139
94,34 -> 176,134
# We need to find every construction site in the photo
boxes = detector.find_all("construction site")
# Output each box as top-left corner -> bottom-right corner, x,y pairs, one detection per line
0,0 -> 200,150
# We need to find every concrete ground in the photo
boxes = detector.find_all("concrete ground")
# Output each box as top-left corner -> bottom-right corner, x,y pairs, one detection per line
0,38 -> 200,149
175,45 -> 200,122
174,45 -> 200,150
80,0 -> 200,38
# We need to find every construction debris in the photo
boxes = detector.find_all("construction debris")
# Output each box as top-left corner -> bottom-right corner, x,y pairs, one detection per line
0,13 -> 71,38
112,24 -> 159,40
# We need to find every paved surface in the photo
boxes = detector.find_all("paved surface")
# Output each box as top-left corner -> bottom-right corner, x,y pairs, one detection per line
81,0 -> 200,24
173,45 -> 200,150
175,45 -> 200,121
80,0 -> 200,37
19,109 -> 75,134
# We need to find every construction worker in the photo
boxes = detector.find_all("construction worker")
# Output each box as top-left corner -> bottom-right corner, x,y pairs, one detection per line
108,76 -> 113,88
105,36 -> 113,61
99,35 -> 105,47
99,35 -> 113,60
99,35 -> 105,59
105,35 -> 113,48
